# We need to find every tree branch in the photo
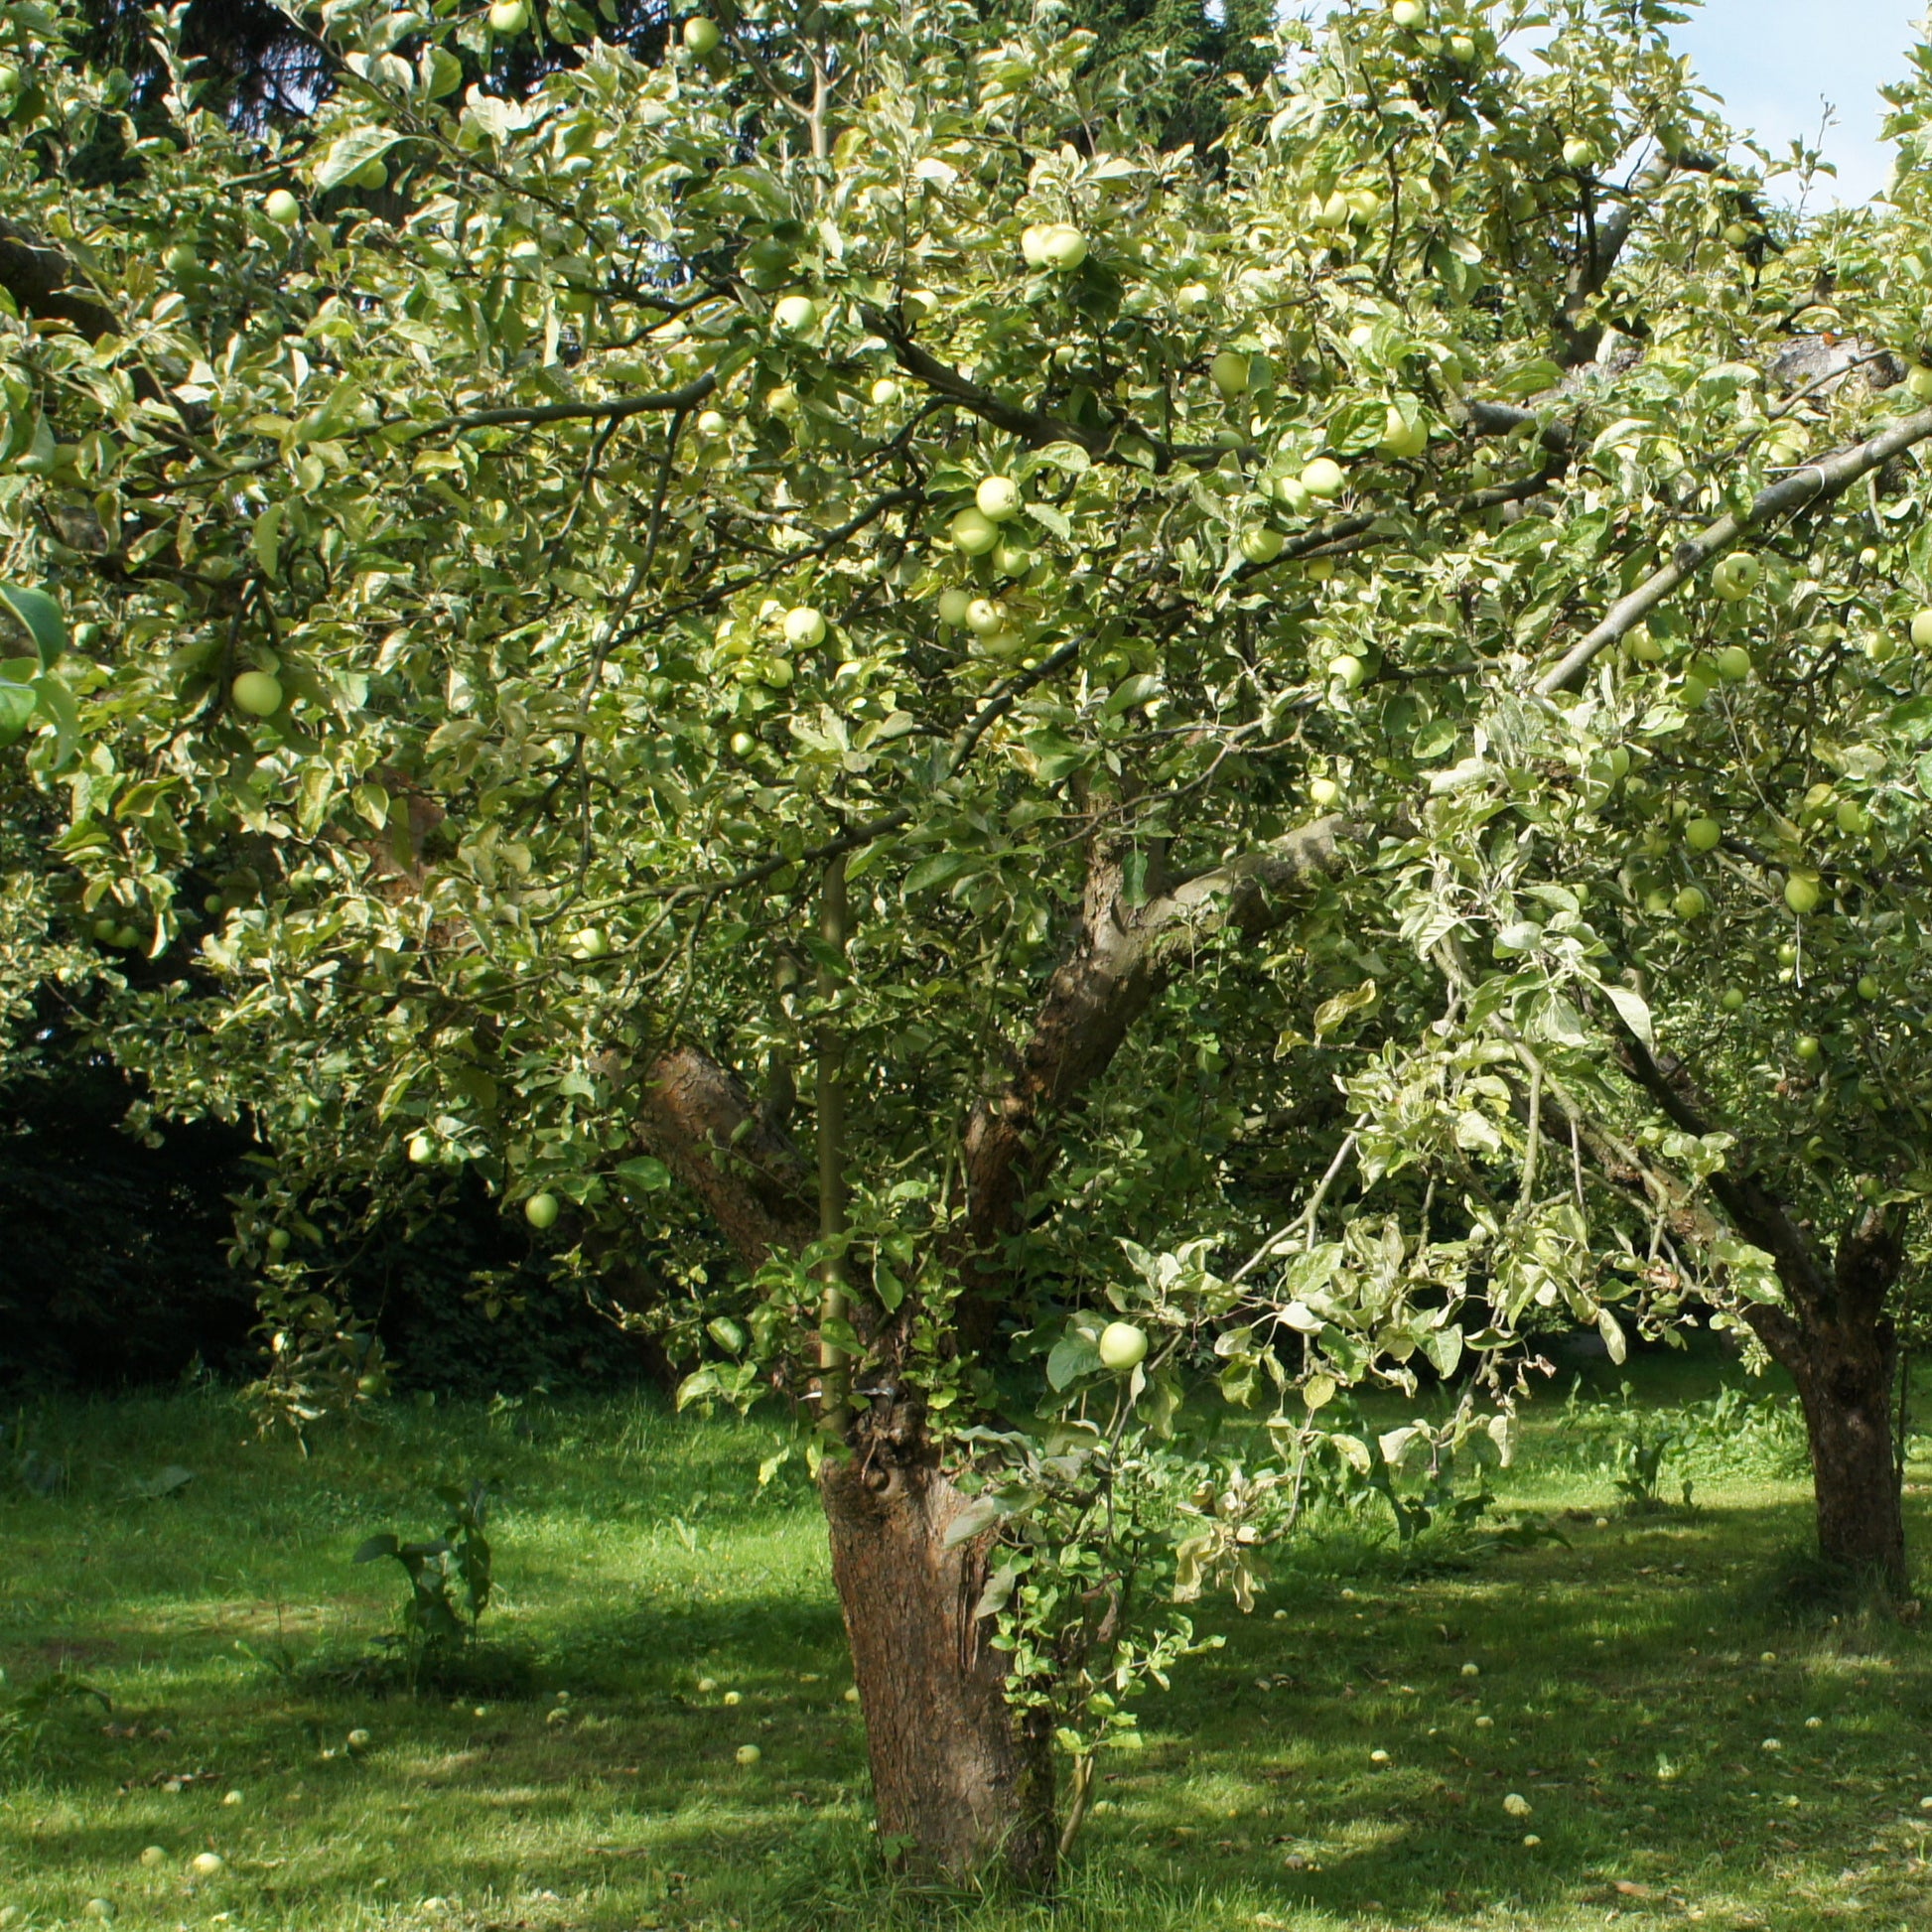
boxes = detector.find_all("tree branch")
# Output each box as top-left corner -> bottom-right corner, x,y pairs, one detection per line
1534,403 -> 1932,695
956,814 -> 1371,1335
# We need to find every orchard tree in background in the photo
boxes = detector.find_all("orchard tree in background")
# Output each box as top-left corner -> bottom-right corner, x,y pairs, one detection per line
8,0 -> 1932,1881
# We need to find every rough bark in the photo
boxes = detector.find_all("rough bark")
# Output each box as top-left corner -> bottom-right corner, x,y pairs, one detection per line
624,813 -> 1365,1880
1611,1032 -> 1909,1590
634,1042 -> 816,1258
821,1410 -> 1056,1886
1754,1304 -> 1907,1587
955,813 -> 1367,1350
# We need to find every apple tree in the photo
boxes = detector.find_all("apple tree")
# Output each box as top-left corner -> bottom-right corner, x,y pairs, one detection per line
7,0 -> 1925,1880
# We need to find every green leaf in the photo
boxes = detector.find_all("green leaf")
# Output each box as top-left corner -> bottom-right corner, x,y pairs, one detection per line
615,1156 -> 671,1190
941,1496 -> 1003,1549
1024,728 -> 1087,784
0,679 -> 36,747
1024,500 -> 1071,542
1046,1329 -> 1102,1390
315,127 -> 403,192
1596,1308 -> 1628,1366
0,584 -> 65,670
1312,978 -> 1378,1040
352,1533 -> 401,1563
1103,673 -> 1162,716
32,674 -> 77,765
1419,1325 -> 1463,1377
1602,983 -> 1652,1046
903,850 -> 977,895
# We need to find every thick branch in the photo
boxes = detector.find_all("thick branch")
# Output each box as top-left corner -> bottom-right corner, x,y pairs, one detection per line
1556,148 -> 1719,368
1535,403 -> 1932,695
958,815 -> 1369,1296
633,1043 -> 816,1264
1608,1024 -> 1832,1319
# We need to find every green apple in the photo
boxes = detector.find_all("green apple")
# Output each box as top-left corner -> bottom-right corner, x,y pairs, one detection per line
1721,987 -> 1745,1012
1038,224 -> 1087,270
204,893 -> 224,914
1714,644 -> 1752,681
782,605 -> 826,648
266,1228 -> 291,1254
1724,220 -> 1751,248
1449,31 -> 1475,60
524,1191 -> 560,1229
1309,775 -> 1341,807
1209,349 -> 1249,399
573,925 -> 611,958
682,15 -> 720,53
1673,886 -> 1708,920
1909,366 -> 1932,402
870,378 -> 899,406
696,409 -> 728,439
231,670 -> 283,716
1177,282 -> 1210,311
950,507 -> 999,555
1835,798 -> 1868,835
488,0 -> 530,29
936,588 -> 972,626
1777,941 -> 1799,968
772,293 -> 817,334
1097,1319 -> 1149,1370
1859,974 -> 1880,1000
345,1728 -> 372,1754
1390,0 -> 1426,27
730,731 -> 756,758
1378,406 -> 1427,459
1329,652 -> 1367,691
1020,222 -> 1051,267
765,383 -> 800,417
736,1744 -> 761,1765
164,241 -> 199,279
264,189 -> 301,226
1910,608 -> 1932,648
407,1132 -> 436,1164
1271,476 -> 1311,515
1684,816 -> 1721,852
1301,456 -> 1346,499
1680,671 -> 1713,708
993,539 -> 1032,577
1794,1035 -> 1821,1062
1627,622 -> 1663,663
352,158 -> 388,192
1239,526 -> 1285,564
1311,190 -> 1351,230
963,598 -> 1008,636
1783,873 -> 1822,915
976,476 -> 1023,522
1712,552 -> 1759,601
1562,136 -> 1596,170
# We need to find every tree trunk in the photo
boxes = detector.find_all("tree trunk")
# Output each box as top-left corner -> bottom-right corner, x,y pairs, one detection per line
820,1433 -> 1055,1888
1788,1316 -> 1907,1590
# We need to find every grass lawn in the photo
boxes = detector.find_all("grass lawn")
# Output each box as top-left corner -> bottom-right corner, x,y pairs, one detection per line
3,1342 -> 1931,1932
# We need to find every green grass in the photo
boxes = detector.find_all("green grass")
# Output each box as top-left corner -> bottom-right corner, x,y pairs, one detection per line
3,1348 -> 1932,1932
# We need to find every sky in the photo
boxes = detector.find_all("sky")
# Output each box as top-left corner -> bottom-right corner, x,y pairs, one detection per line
1665,0 -> 1925,205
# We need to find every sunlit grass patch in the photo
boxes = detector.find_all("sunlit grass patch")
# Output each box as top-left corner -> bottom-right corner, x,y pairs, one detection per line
0,1364 -> 1930,1929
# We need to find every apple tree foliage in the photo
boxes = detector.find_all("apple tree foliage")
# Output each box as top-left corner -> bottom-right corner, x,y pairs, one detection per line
7,0 -> 1932,1864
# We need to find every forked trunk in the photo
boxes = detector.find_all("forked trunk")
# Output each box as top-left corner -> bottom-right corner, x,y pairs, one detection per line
1789,1317 -> 1907,1591
821,1439 -> 1055,1888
